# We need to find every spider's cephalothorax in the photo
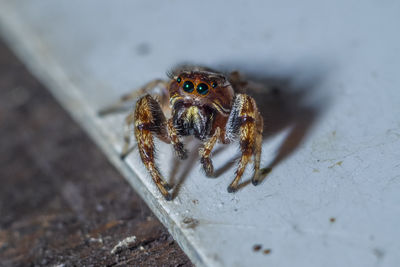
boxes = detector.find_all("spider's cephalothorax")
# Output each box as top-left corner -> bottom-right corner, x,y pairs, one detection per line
102,66 -> 264,200
169,70 -> 234,141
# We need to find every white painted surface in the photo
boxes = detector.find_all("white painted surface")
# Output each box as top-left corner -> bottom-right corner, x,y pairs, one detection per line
0,1 -> 399,266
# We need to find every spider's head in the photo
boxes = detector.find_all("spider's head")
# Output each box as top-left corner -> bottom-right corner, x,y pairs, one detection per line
170,70 -> 235,115
169,70 -> 235,139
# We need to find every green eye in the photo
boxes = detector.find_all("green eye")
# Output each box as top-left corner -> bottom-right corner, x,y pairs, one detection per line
211,82 -> 217,88
177,77 -> 181,83
183,81 -> 194,93
197,83 -> 209,95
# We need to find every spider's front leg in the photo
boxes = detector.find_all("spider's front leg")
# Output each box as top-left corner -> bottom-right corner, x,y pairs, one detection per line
226,94 -> 264,192
200,127 -> 221,177
132,94 -> 186,200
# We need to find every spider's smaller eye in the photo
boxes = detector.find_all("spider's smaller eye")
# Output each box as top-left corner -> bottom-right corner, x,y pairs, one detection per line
177,77 -> 182,83
211,82 -> 217,88
183,81 -> 194,93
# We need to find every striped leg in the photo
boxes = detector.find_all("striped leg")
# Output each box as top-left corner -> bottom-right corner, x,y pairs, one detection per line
133,94 -> 172,200
252,112 -> 264,185
98,79 -> 168,116
225,94 -> 263,192
200,127 -> 221,177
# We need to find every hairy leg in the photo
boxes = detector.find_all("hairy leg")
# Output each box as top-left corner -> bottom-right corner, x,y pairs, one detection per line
252,113 -> 264,185
98,79 -> 169,116
228,71 -> 248,94
121,112 -> 136,158
102,79 -> 170,158
134,94 -> 172,200
199,127 -> 221,176
167,119 -> 187,160
225,94 -> 262,192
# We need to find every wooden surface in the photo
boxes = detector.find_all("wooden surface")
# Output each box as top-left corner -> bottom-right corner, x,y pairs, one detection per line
0,40 -> 192,267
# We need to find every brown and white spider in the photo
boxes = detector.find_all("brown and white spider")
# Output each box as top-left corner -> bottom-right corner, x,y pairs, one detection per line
100,66 -> 264,200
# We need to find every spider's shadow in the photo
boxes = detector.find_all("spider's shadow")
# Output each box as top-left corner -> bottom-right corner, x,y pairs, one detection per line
169,142 -> 201,199
169,61 -> 331,197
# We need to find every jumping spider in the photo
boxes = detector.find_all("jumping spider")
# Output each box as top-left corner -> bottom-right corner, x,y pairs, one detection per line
100,66 -> 264,200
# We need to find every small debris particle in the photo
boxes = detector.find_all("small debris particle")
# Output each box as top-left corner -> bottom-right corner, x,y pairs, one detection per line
192,199 -> 199,205
313,168 -> 320,173
263,249 -> 272,255
96,203 -> 104,212
110,236 -> 137,254
328,161 -> 343,169
253,244 -> 262,251
89,237 -> 103,244
182,217 -> 199,229
330,217 -> 336,223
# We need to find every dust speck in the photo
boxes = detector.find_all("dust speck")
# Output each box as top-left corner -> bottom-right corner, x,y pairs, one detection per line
182,217 -> 199,229
330,217 -> 336,223
328,161 -> 343,169
253,244 -> 262,251
111,236 -> 137,254
263,249 -> 272,255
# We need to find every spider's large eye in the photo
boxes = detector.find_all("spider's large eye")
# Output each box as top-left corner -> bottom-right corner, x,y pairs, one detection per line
197,83 -> 209,95
177,77 -> 181,83
211,82 -> 217,88
183,81 -> 194,93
